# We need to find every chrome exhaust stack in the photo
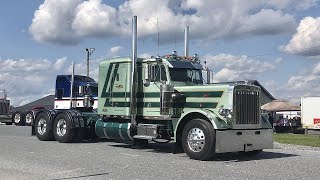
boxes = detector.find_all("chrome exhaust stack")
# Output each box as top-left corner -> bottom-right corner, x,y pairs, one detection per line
184,26 -> 189,57
130,16 -> 138,125
70,61 -> 75,108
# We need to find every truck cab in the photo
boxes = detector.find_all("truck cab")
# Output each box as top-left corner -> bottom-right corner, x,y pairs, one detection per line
96,54 -> 273,160
0,89 -> 12,125
55,75 -> 98,109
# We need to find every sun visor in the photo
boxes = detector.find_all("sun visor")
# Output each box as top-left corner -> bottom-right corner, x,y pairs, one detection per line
191,62 -> 203,70
166,61 -> 202,69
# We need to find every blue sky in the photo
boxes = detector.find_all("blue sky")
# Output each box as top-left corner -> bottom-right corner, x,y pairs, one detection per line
1,0 -> 320,106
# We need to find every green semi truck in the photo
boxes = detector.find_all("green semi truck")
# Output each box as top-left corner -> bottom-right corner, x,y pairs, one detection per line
31,16 -> 273,160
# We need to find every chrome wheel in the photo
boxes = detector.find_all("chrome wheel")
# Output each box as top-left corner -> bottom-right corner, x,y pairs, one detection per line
26,113 -> 33,124
37,118 -> 47,135
56,119 -> 67,137
187,128 -> 205,152
14,113 -> 21,124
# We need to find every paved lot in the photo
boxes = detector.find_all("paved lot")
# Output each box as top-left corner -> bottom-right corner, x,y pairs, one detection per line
0,125 -> 319,180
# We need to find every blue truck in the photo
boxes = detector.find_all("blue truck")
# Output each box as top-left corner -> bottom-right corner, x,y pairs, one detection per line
12,75 -> 98,126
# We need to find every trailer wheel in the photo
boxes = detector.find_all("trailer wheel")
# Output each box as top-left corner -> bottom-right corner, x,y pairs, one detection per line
13,112 -> 25,126
53,113 -> 77,143
182,119 -> 216,160
35,112 -> 54,141
25,111 -> 33,126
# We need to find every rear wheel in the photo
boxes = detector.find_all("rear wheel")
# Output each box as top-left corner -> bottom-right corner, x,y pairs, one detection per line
182,119 -> 216,160
25,111 -> 33,126
35,112 -> 54,141
53,113 -> 77,143
13,112 -> 25,126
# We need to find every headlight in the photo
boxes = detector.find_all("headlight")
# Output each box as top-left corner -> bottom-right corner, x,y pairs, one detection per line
218,107 -> 233,118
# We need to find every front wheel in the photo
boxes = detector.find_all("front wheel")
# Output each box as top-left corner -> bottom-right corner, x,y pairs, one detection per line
182,119 -> 216,160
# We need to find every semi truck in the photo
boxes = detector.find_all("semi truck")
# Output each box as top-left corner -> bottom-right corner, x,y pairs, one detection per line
0,90 -> 12,125
31,16 -> 273,160
301,97 -> 320,133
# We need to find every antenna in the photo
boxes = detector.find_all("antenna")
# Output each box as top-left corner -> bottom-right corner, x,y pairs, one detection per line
157,18 -> 159,56
174,29 -> 177,50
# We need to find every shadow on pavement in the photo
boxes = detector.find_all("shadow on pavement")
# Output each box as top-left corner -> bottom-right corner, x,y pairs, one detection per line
110,142 -> 298,161
213,151 -> 298,162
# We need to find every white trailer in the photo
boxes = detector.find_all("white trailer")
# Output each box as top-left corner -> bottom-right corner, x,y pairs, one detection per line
301,97 -> 320,130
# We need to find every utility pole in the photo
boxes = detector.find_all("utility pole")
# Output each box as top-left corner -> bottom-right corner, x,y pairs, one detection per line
85,48 -> 95,77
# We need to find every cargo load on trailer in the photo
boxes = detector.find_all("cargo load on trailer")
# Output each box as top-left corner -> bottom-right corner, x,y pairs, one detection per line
31,16 -> 273,160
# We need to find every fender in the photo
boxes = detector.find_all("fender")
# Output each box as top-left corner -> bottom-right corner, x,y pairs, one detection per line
53,109 -> 84,129
32,109 -> 57,135
173,109 -> 230,142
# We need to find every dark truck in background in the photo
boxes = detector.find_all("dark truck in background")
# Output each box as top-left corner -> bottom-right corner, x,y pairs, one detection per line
0,89 -> 49,126
0,90 -> 12,125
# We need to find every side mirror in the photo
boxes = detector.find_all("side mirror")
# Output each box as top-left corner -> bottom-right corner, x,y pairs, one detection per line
78,86 -> 84,96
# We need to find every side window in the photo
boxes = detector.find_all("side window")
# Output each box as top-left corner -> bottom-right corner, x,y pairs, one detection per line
154,65 -> 167,82
56,89 -> 63,99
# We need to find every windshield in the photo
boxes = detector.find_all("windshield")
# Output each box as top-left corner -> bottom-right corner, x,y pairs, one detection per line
169,68 -> 203,84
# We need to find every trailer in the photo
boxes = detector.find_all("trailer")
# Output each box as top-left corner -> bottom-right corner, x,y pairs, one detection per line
301,96 -> 320,133
0,90 -> 12,125
31,16 -> 273,160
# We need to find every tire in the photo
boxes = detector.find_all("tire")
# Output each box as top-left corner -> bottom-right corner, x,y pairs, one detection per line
13,111 -> 25,126
182,119 -> 216,160
239,150 -> 263,157
5,122 -> 12,125
34,112 -> 54,141
53,113 -> 77,143
25,111 -> 33,126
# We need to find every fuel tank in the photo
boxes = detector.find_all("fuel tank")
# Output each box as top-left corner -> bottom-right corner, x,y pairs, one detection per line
95,120 -> 134,141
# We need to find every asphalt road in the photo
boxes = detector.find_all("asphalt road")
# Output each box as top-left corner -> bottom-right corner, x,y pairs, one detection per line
0,125 -> 319,180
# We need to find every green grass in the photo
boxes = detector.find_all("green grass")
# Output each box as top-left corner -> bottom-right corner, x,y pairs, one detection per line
273,133 -> 320,147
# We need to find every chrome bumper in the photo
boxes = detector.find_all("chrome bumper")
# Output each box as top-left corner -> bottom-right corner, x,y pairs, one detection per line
215,129 -> 273,153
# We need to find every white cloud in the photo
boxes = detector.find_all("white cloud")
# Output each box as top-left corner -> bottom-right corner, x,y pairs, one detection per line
203,53 -> 278,82
109,46 -> 123,56
0,58 -> 99,107
29,0 -> 81,45
268,61 -> 320,103
72,0 -> 118,37
267,0 -> 319,10
139,53 -> 153,59
282,17 -> 320,56
29,0 -> 297,45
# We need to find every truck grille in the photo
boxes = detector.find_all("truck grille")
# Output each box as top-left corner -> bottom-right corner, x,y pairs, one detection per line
234,89 -> 260,124
0,100 -> 10,115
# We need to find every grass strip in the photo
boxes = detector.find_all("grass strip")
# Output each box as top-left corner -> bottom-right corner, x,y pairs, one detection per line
273,133 -> 320,147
